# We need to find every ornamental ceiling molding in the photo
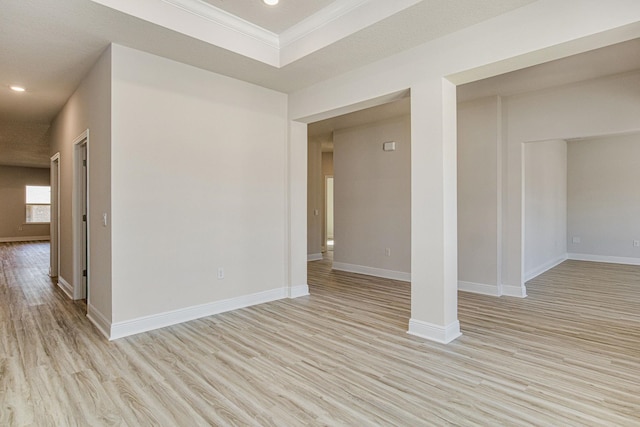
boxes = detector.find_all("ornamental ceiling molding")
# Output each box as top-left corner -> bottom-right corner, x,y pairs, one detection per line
90,0 -> 421,67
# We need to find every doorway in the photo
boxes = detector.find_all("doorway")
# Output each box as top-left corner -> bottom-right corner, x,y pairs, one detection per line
50,153 -> 60,278
73,131 -> 89,301
325,176 -> 334,250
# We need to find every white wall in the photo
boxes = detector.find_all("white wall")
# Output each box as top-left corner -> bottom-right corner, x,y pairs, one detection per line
50,47 -> 112,321
524,140 -> 567,280
457,97 -> 500,292
333,115 -> 411,280
568,133 -> 640,262
110,45 -> 289,326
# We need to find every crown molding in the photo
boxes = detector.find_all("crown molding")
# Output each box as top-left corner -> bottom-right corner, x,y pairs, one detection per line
161,0 -> 279,48
90,0 -> 420,68
280,0 -> 372,48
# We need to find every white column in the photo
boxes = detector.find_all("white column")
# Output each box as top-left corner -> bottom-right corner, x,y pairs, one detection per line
408,77 -> 461,344
287,120 -> 310,298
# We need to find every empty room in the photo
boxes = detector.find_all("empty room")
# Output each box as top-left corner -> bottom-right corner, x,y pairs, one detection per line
1,0 -> 640,425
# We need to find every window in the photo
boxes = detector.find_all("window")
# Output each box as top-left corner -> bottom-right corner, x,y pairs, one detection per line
26,185 -> 51,223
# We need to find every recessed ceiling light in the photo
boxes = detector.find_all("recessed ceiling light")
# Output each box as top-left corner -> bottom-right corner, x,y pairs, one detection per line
263,0 -> 279,5
10,85 -> 26,92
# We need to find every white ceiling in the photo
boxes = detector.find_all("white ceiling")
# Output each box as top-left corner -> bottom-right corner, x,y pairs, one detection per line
201,0 -> 337,33
1,0 -> 639,168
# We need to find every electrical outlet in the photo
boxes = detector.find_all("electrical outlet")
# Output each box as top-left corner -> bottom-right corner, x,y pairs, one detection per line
217,268 -> 224,279
385,248 -> 391,257
634,240 -> 640,248
17,225 -> 23,231
572,237 -> 581,244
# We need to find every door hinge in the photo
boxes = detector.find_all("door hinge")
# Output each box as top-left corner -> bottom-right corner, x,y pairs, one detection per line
82,269 -> 87,277
83,214 -> 87,222
83,159 -> 87,166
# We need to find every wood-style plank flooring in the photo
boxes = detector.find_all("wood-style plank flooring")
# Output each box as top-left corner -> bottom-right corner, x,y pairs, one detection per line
1,242 -> 640,426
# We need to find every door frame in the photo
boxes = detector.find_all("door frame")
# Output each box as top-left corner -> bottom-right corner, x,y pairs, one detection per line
50,153 -> 60,278
325,175 -> 334,249
72,130 -> 89,300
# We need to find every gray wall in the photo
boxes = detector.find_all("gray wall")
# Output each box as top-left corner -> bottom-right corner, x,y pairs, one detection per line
50,45 -> 112,315
0,165 -> 50,240
458,71 -> 640,294
333,115 -> 411,279
568,133 -> 640,261
457,97 -> 499,289
524,139 -> 567,279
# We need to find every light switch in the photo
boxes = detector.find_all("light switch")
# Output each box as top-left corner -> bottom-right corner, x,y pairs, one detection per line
383,141 -> 396,152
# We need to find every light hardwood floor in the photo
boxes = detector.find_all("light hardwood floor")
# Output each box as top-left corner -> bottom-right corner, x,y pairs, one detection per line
1,242 -> 639,426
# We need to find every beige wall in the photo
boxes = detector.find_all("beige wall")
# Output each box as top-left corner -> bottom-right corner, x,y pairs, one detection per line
568,133 -> 640,261
307,147 -> 335,256
0,166 -> 50,240
458,71 -> 640,294
333,115 -> 411,278
457,97 -> 500,289
307,140 -> 323,257
524,139 -> 567,279
110,44 -> 289,323
49,46 -> 112,319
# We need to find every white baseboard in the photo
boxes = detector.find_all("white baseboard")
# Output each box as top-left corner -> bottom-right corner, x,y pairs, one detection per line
307,253 -> 323,262
0,236 -> 50,243
87,304 -> 111,340
332,262 -> 411,282
524,254 -> 568,282
57,276 -> 74,299
458,281 -> 501,296
501,284 -> 527,298
568,253 -> 640,266
288,284 -> 309,298
407,318 -> 462,344
110,287 -> 289,340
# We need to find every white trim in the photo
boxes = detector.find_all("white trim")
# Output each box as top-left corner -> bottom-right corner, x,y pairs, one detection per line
407,319 -> 462,344
458,281 -> 501,296
110,287 -> 287,340
567,253 -> 640,266
72,131 -> 89,301
161,0 -> 279,47
50,152 -> 60,278
288,284 -> 310,298
524,254 -> 568,282
87,304 -> 111,339
279,0 -> 422,65
90,0 -> 420,67
501,284 -> 527,298
280,0 -> 373,46
57,276 -> 74,299
0,236 -> 50,243
332,261 -> 410,282
307,253 -> 323,262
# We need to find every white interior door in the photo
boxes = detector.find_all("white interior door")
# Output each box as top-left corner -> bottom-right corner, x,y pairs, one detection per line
81,143 -> 88,299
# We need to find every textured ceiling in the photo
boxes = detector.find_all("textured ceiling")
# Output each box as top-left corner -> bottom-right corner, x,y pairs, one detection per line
201,0 -> 337,33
